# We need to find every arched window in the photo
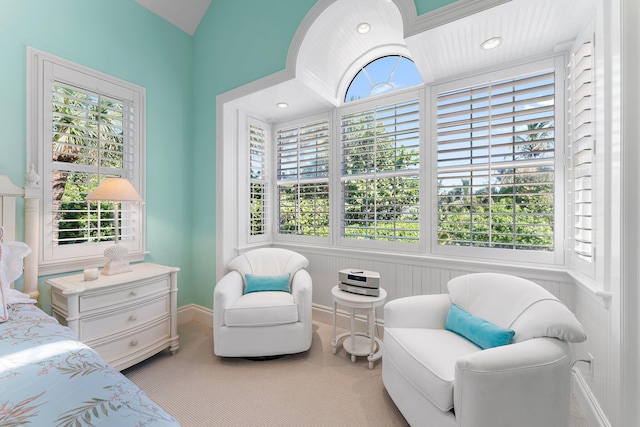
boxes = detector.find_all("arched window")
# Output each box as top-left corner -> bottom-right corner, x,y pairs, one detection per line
344,55 -> 423,103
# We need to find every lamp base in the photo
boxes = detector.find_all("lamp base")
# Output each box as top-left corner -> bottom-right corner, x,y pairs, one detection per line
101,244 -> 132,276
101,259 -> 132,276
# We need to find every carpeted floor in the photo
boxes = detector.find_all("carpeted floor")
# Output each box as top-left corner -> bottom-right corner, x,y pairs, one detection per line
123,321 -> 409,427
124,321 -> 590,427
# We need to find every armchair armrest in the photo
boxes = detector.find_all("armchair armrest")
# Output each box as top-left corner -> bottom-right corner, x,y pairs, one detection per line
384,294 -> 451,329
291,268 -> 313,326
454,337 -> 571,427
213,270 -> 243,327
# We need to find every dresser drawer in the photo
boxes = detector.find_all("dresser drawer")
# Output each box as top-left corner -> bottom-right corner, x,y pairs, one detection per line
80,295 -> 170,342
91,317 -> 171,364
79,276 -> 170,312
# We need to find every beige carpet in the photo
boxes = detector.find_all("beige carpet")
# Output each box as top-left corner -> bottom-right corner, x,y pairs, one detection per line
123,321 -> 409,427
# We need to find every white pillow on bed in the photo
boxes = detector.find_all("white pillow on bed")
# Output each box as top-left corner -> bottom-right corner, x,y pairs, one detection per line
0,241 -> 32,322
0,284 -> 8,323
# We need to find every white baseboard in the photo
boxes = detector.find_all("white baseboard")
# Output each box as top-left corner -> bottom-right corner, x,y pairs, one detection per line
177,304 -> 213,326
178,303 -> 383,334
572,368 -> 611,427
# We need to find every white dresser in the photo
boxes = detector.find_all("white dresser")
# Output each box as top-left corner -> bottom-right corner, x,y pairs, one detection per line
47,262 -> 179,371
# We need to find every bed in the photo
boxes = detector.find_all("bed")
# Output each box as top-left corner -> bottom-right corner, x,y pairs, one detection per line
0,172 -> 179,426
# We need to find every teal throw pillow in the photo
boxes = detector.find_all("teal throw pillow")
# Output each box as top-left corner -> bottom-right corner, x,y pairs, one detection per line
445,303 -> 515,350
244,273 -> 291,294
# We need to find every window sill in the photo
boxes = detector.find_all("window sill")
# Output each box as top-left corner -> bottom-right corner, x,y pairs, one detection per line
39,252 -> 148,276
269,241 -> 571,284
567,269 -> 613,309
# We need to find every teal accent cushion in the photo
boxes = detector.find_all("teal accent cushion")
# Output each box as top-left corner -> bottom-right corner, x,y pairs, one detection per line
445,303 -> 515,350
244,273 -> 291,294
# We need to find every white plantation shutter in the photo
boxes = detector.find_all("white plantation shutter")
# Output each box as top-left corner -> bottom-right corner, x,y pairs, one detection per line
436,70 -> 556,251
249,120 -> 268,237
276,119 -> 330,237
340,99 -> 420,243
570,40 -> 594,262
51,82 -> 138,246
32,49 -> 145,269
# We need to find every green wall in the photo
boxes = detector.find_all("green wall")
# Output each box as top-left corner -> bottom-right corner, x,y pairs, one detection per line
190,0 -> 318,309
0,0 -> 193,311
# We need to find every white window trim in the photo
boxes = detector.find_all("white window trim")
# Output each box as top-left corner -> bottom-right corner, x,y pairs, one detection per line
430,57 -> 566,266
27,47 -> 146,275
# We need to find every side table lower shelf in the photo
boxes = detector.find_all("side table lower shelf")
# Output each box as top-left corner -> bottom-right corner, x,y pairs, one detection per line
331,285 -> 387,369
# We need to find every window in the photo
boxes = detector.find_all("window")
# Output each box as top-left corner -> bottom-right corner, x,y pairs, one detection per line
248,119 -> 269,238
435,64 -> 558,259
276,118 -> 330,238
28,48 -> 145,273
344,56 -> 423,103
569,39 -> 594,266
234,55 -> 565,266
339,95 -> 420,244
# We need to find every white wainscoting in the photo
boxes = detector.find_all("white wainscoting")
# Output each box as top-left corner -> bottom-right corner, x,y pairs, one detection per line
278,245 -> 577,318
572,283 -> 615,427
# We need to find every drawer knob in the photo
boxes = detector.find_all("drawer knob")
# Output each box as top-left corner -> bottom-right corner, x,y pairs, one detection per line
130,339 -> 139,347
130,290 -> 138,296
129,315 -> 138,321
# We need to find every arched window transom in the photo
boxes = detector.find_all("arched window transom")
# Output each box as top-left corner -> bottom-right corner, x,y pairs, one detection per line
344,55 -> 423,103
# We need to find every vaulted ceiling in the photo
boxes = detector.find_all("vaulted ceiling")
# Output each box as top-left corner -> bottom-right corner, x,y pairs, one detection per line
138,0 -> 597,123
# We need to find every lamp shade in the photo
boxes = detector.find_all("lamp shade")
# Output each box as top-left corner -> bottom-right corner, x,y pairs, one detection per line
86,177 -> 144,203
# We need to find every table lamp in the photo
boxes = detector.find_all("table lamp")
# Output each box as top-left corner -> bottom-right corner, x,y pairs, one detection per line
85,177 -> 144,275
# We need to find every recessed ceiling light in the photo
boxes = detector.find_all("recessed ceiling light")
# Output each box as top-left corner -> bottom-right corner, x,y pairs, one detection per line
356,22 -> 371,34
276,102 -> 289,108
481,37 -> 503,50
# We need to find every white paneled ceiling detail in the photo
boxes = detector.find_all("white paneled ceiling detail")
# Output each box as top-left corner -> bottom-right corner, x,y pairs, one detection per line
408,0 -> 597,83
296,0 -> 407,105
224,0 -> 597,123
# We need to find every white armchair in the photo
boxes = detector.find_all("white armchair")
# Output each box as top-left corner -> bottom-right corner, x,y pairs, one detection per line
382,273 -> 587,427
213,248 -> 313,357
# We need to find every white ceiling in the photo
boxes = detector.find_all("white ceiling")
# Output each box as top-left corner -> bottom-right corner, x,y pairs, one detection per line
135,0 -> 211,35
408,0 -> 595,83
138,0 -> 597,123
236,0 -> 596,123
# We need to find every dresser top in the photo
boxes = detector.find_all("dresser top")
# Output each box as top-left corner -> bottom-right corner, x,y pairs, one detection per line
46,262 -> 179,294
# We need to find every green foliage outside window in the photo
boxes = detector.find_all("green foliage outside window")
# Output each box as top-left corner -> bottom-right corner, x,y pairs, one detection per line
341,101 -> 420,242
438,122 -> 555,250
51,85 -> 126,245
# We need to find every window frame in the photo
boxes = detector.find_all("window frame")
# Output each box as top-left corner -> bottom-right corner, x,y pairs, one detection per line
430,57 -> 566,266
27,47 -> 146,275
344,55 -> 423,103
336,88 -> 425,253
240,55 -> 567,268
273,113 -> 332,246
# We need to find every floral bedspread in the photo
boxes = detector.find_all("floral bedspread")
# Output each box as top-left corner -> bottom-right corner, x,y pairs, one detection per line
0,303 -> 180,426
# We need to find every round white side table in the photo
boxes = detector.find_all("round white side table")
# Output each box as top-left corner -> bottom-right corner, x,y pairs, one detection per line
331,285 -> 387,369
